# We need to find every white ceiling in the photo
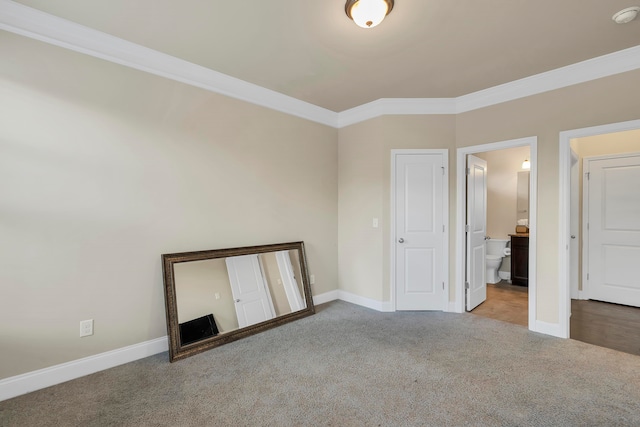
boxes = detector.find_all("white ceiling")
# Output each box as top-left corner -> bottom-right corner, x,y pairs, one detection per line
9,0 -> 640,112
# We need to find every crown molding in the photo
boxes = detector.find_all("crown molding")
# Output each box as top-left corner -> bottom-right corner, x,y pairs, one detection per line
339,98 -> 456,127
2,0 -> 639,129
455,44 -> 640,114
0,0 -> 339,128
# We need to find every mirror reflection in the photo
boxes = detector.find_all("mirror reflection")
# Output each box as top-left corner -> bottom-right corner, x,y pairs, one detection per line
174,250 -> 306,344
162,241 -> 314,362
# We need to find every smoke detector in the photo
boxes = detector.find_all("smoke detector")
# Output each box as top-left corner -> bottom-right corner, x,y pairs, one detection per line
612,6 -> 640,24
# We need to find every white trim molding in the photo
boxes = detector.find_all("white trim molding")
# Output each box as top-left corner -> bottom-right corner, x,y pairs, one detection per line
0,337 -> 168,402
2,0 -> 640,128
312,290 -> 339,306
337,290 -> 394,312
339,98 -> 457,128
455,137 -> 538,331
455,45 -> 640,114
558,119 -> 640,340
534,320 -> 564,339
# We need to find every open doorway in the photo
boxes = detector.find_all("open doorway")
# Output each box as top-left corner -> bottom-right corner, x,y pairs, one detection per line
467,146 -> 531,327
566,128 -> 640,356
556,120 -> 640,338
455,136 -> 537,331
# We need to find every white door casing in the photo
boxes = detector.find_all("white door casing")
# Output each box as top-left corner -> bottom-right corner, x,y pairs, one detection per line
393,151 -> 447,311
584,153 -> 640,307
466,155 -> 488,311
570,148 -> 581,299
225,254 -> 276,328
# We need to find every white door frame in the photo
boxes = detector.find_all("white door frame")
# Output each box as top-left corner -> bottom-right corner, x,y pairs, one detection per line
558,119 -> 640,338
390,149 -> 449,312
455,137 -> 538,331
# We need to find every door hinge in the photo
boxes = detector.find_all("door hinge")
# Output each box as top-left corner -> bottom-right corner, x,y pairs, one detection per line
466,167 -> 470,175
587,273 -> 589,280
442,167 -> 445,175
585,172 -> 590,180
465,281 -> 470,289
465,224 -> 470,232
442,224 -> 445,232
442,281 -> 445,290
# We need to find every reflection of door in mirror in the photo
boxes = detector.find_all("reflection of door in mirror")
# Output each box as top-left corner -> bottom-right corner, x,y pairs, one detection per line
517,171 -> 530,222
163,242 -> 314,361
226,251 -> 306,327
226,254 -> 276,328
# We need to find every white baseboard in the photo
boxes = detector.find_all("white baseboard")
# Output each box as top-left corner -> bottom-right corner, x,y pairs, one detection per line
312,290 -> 339,306
0,291 -> 456,402
446,301 -> 461,313
534,320 -> 567,339
0,336 -> 168,402
337,290 -> 394,312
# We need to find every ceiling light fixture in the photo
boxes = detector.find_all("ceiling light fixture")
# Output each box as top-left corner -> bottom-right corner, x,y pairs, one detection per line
345,0 -> 394,29
522,159 -> 531,170
612,6 -> 640,24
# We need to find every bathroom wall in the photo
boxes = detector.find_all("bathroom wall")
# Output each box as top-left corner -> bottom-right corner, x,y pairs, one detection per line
475,146 -> 531,240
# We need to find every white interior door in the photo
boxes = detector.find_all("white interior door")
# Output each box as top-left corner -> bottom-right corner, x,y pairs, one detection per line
585,153 -> 640,307
226,254 -> 276,328
466,155 -> 488,311
395,152 -> 446,311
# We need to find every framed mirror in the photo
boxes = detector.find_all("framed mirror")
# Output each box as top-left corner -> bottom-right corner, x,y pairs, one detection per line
162,241 -> 314,362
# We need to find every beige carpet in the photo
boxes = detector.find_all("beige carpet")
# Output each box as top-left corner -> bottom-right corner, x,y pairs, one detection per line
1,300 -> 639,426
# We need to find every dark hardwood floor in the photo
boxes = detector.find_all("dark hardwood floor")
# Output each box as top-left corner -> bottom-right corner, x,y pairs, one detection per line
470,282 -> 640,357
571,299 -> 640,357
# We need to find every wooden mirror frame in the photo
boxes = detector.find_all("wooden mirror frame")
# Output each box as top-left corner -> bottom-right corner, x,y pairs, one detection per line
162,241 -> 315,362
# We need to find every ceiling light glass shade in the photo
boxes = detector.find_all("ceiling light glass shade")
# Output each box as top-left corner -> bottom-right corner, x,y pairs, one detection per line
345,0 -> 394,28
522,159 -> 531,170
612,7 -> 640,24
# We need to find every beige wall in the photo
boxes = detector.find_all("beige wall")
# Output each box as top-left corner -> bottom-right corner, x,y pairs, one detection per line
338,115 -> 457,302
174,258 -> 238,332
0,33 -> 338,379
475,146 -> 531,240
3,27 -> 640,382
338,69 -> 640,323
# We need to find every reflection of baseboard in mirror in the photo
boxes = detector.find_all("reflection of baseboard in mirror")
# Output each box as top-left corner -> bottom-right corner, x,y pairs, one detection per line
162,241 -> 315,362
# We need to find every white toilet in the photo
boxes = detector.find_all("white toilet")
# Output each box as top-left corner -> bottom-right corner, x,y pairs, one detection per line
486,239 -> 509,284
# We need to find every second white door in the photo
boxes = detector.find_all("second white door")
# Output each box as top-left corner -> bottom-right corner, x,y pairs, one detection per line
466,155 -> 488,311
585,153 -> 640,307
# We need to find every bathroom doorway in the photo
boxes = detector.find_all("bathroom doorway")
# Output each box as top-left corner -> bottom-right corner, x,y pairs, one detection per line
456,137 -> 537,331
468,146 -> 531,326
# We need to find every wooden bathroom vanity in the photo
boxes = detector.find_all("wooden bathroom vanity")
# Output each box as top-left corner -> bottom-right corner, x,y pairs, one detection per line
509,233 -> 529,287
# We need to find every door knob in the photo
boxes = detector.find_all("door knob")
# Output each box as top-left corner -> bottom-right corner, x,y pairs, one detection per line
235,299 -> 240,303
571,235 -> 576,239
398,238 -> 405,243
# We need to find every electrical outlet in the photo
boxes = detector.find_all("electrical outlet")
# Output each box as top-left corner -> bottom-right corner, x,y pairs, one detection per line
310,274 -> 315,285
80,319 -> 93,337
